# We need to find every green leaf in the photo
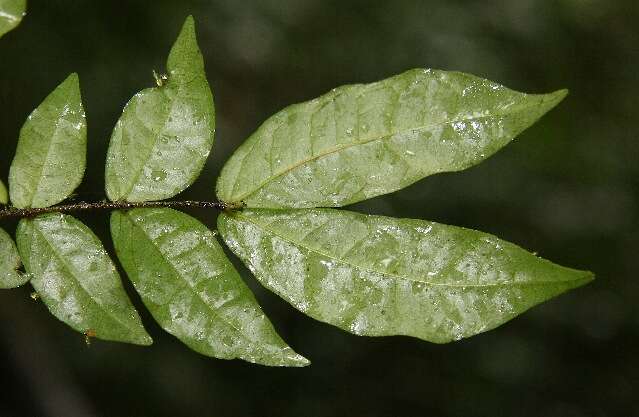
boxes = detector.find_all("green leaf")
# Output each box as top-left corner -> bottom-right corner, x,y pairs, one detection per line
218,208 -> 593,343
217,69 -> 567,208
16,213 -> 152,345
110,208 -> 309,367
9,73 -> 86,209
0,179 -> 7,204
0,227 -> 28,289
0,0 -> 26,38
105,16 -> 215,203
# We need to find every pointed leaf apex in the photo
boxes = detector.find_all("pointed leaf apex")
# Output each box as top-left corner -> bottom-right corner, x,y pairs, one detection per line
549,268 -> 594,298
177,15 -> 195,42
59,72 -> 80,91
576,269 -> 595,285
136,333 -> 154,346
184,15 -> 195,27
167,14 -> 204,79
287,353 -> 311,367
545,88 -> 569,108
177,15 -> 196,44
50,73 -> 82,107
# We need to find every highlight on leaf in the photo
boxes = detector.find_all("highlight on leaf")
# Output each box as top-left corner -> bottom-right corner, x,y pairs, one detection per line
217,69 -> 566,209
110,208 -> 309,367
0,0 -> 26,38
105,15 -> 215,203
218,209 -> 593,343
9,73 -> 86,209
16,213 -> 152,345
0,14 -> 594,367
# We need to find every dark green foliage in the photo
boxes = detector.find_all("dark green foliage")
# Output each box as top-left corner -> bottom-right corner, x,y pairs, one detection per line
0,16 -> 592,366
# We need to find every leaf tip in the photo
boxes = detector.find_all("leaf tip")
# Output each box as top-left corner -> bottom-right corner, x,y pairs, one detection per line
285,352 -> 311,367
54,73 -> 82,107
540,88 -> 569,112
557,88 -> 569,98
575,269 -> 595,286
136,333 -> 154,346
179,15 -> 197,38
166,14 -> 204,78
61,72 -> 80,90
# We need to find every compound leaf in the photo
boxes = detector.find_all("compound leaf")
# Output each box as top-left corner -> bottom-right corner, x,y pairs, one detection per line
217,69 -> 566,208
0,0 -> 26,38
16,213 -> 152,345
105,16 -> 215,202
0,227 -> 28,289
218,208 -> 593,343
9,73 -> 86,209
110,208 -> 309,367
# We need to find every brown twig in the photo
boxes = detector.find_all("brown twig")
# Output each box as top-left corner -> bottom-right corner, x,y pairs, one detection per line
0,200 -> 227,220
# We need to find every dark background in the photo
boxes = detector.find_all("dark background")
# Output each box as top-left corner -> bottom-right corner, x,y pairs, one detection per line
0,1 -> 637,416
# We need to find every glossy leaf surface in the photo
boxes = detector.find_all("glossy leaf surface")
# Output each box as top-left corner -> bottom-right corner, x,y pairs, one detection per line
111,208 -> 308,366
16,213 -> 151,345
217,69 -> 566,208
9,73 -> 86,208
0,227 -> 28,289
105,16 -> 215,202
0,0 -> 25,38
219,209 -> 593,343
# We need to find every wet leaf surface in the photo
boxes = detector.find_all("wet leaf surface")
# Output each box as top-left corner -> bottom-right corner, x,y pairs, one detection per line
217,69 -> 566,208
16,213 -> 151,345
9,73 -> 86,208
219,208 -> 593,343
111,208 -> 309,366
105,16 -> 215,202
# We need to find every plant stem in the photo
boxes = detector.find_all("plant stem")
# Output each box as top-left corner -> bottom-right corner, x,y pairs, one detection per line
0,200 -> 228,220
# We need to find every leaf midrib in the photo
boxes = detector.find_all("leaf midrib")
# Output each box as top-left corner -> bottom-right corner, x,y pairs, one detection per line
24,112 -> 67,207
230,100 -> 542,203
117,88 -> 173,200
123,212 -> 272,355
233,212 -> 588,289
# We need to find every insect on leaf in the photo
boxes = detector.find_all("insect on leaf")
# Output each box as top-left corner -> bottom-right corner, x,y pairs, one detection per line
16,213 -> 152,345
111,208 -> 309,367
9,73 -> 86,209
0,227 -> 28,289
218,208 -> 593,343
0,0 -> 26,39
217,69 -> 566,208
105,16 -> 215,202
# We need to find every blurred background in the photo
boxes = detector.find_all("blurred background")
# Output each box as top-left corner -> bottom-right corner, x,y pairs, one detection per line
0,0 -> 637,416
